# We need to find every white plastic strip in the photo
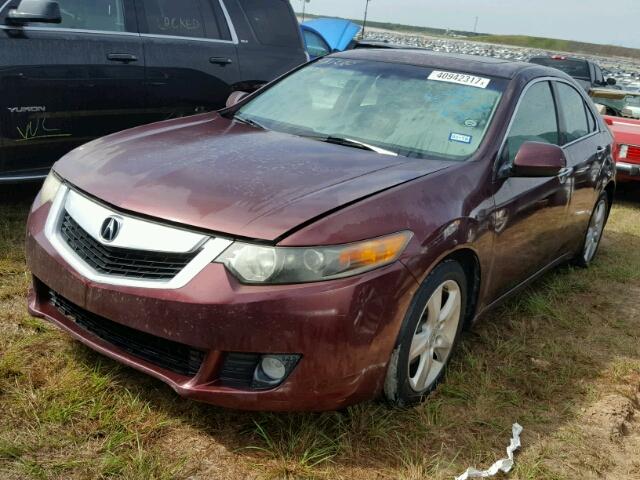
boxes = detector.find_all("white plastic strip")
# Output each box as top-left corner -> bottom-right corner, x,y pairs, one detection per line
455,423 -> 523,480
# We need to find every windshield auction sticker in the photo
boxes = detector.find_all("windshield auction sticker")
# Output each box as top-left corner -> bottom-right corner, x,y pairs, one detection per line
428,71 -> 491,89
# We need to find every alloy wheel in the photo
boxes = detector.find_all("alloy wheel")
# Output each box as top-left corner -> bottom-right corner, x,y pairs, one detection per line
583,199 -> 606,264
408,279 -> 461,392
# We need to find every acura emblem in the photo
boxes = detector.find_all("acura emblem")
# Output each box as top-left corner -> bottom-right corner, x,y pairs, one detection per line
100,217 -> 121,242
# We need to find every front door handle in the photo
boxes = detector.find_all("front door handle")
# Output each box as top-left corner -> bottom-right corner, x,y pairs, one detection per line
107,53 -> 138,63
210,57 -> 233,66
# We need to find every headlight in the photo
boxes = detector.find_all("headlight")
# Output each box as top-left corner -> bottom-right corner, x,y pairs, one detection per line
32,170 -> 62,210
215,231 -> 412,284
619,144 -> 629,160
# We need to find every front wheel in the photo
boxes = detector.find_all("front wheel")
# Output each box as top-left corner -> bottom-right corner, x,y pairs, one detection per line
576,194 -> 609,268
384,260 -> 467,407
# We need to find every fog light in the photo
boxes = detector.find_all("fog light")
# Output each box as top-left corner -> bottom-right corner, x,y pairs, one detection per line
261,356 -> 286,380
251,354 -> 301,390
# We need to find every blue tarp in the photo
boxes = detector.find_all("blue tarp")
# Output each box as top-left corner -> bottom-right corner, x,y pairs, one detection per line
301,18 -> 361,52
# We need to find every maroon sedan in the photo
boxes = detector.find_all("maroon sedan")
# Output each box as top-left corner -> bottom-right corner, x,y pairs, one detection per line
26,50 -> 615,411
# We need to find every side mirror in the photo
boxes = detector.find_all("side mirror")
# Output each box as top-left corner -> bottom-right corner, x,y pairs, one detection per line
226,91 -> 249,109
511,141 -> 567,177
6,0 -> 61,25
606,77 -> 617,86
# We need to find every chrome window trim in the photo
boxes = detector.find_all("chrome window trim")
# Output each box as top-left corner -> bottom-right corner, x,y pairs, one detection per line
219,0 -> 238,44
497,76 -> 602,169
45,185 -> 233,290
140,32 -> 235,45
0,24 -> 140,36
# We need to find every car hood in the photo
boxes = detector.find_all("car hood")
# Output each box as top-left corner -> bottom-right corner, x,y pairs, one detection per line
55,113 -> 452,242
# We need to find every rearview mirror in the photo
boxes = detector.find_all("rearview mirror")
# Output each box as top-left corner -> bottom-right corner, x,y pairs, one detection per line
6,0 -> 61,25
511,141 -> 567,177
226,91 -> 249,109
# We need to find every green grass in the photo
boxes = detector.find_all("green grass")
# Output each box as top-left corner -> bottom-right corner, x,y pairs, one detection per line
1,184 -> 640,479
471,35 -> 640,60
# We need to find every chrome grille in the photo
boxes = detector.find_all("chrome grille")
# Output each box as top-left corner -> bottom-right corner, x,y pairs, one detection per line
60,211 -> 199,280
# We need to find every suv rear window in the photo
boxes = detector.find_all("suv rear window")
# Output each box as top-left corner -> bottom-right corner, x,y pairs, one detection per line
240,0 -> 299,47
139,0 -> 231,40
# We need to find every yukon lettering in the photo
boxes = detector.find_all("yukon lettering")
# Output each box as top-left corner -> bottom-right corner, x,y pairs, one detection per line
8,106 -> 47,113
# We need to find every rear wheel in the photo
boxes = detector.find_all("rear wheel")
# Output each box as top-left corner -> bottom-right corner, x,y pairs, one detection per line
384,260 -> 467,407
576,194 -> 608,267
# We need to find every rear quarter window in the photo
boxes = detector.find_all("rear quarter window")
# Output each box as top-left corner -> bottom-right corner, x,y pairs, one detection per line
239,0 -> 300,47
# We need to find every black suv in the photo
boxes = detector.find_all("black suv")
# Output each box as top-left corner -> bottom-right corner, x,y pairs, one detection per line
0,0 -> 306,182
528,55 -> 617,92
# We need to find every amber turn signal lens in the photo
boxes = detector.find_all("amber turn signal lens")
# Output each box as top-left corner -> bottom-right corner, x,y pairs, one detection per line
339,232 -> 412,270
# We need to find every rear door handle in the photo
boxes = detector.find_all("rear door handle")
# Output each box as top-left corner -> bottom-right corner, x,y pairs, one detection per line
210,57 -> 233,66
107,53 -> 138,63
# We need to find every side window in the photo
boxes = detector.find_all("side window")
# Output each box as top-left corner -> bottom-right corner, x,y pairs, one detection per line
240,0 -> 300,47
139,0 -> 231,40
6,0 -> 126,31
303,30 -> 330,58
504,81 -> 559,164
594,65 -> 604,85
555,82 -> 590,144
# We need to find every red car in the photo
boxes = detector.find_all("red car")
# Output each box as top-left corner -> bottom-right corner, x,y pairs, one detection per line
26,50 -> 616,411
588,88 -> 640,183
605,116 -> 640,182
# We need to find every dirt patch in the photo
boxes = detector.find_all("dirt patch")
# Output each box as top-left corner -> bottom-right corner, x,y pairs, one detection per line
584,391 -> 639,440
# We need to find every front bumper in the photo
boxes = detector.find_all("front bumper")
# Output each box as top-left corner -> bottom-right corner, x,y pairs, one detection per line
26,200 -> 418,411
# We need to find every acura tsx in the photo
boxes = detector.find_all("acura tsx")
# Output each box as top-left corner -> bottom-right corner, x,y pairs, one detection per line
26,49 -> 616,411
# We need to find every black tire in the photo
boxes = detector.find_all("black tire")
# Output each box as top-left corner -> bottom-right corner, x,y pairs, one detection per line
575,193 -> 609,268
384,260 -> 467,407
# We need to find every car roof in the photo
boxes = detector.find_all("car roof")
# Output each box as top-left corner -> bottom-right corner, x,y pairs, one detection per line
331,48 -> 560,80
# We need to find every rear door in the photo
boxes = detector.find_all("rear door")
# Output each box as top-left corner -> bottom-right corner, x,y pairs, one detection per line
0,0 -> 145,180
488,80 -> 572,300
553,80 -> 608,251
135,0 -> 240,120
226,0 -> 307,85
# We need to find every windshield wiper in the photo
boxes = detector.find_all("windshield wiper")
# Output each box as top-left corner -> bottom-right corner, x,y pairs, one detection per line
319,136 -> 398,156
234,115 -> 266,130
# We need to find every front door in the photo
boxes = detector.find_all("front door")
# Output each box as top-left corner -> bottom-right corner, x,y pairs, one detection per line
487,80 -> 572,301
134,0 -> 240,121
0,0 -> 146,179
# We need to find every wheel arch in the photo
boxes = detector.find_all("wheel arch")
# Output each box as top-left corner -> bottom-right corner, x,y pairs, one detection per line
603,180 -> 615,214
440,248 -> 481,329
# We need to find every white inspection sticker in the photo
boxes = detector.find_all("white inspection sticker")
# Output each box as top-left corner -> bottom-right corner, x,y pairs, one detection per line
428,70 -> 491,89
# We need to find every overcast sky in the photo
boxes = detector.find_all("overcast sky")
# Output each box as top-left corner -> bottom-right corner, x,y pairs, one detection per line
292,0 -> 640,49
